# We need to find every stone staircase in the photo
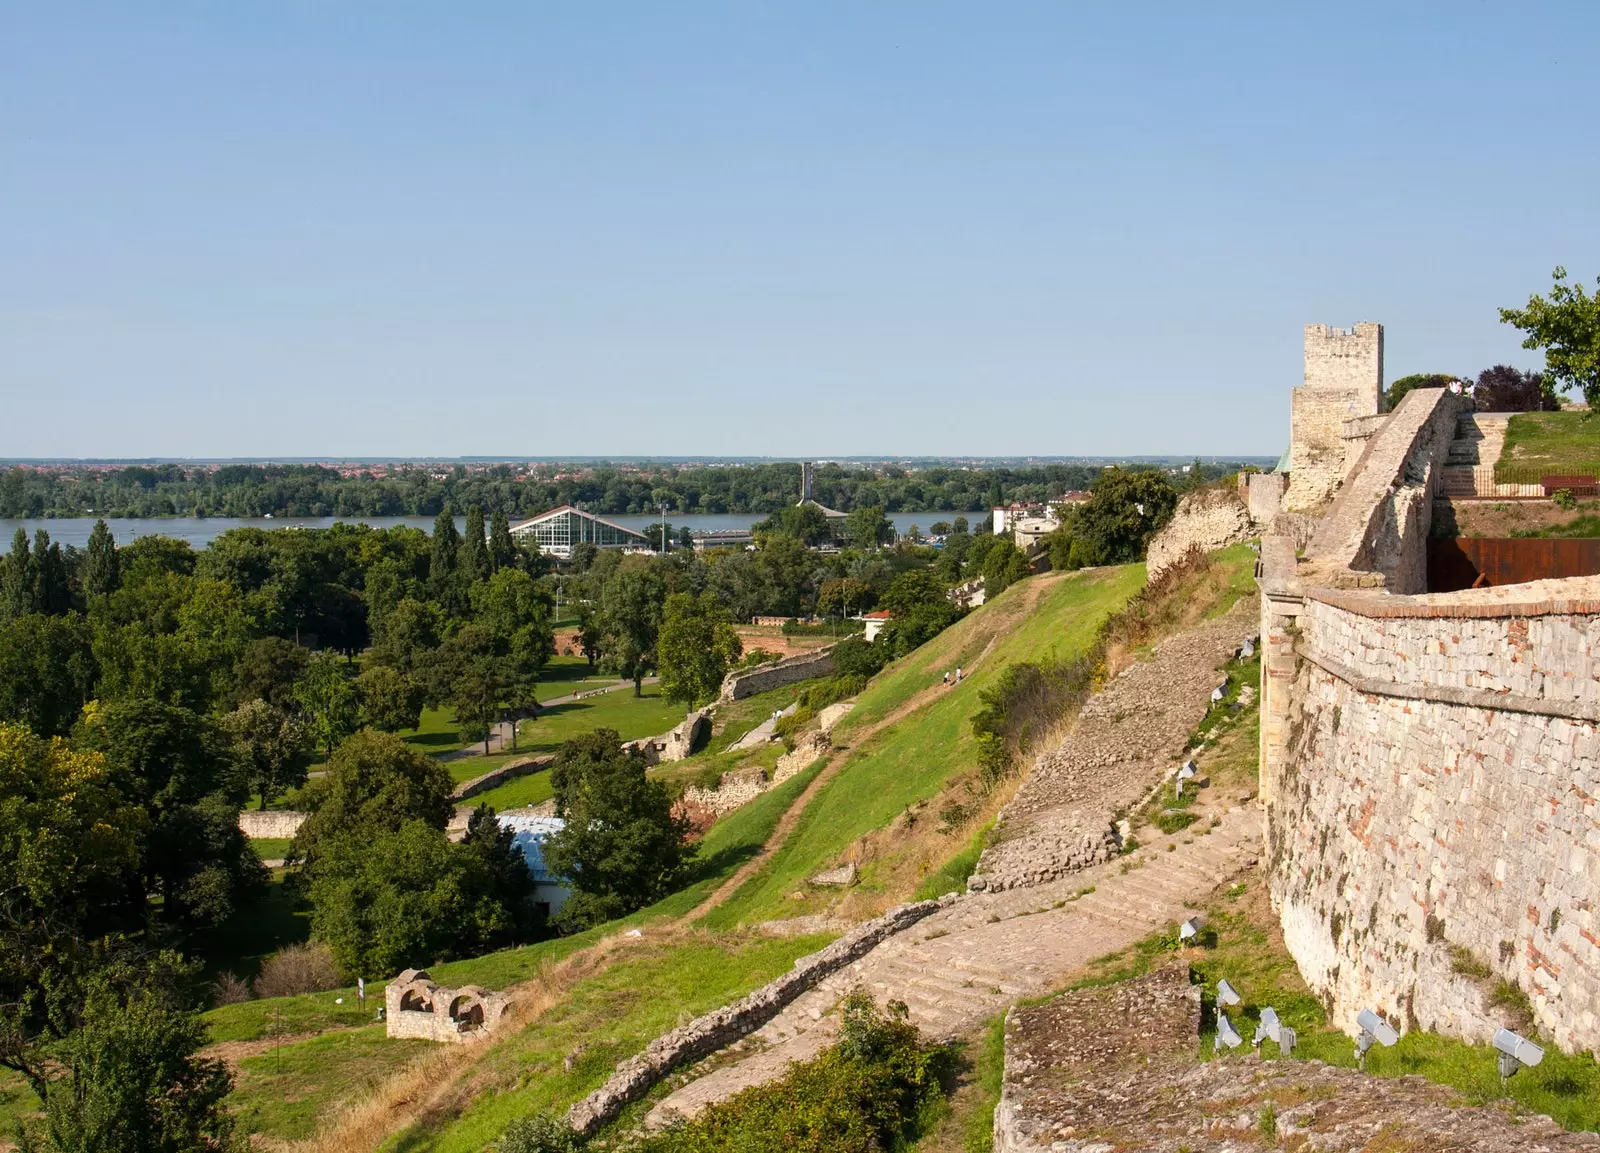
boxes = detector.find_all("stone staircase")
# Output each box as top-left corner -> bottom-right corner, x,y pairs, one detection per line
645,805 -> 1261,1127
1440,411 -> 1511,497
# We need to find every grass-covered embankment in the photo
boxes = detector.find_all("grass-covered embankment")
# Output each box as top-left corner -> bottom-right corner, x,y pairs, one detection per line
1496,410 -> 1600,484
702,565 -> 1148,929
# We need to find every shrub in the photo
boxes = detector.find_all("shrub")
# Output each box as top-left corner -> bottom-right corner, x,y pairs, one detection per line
630,991 -> 950,1153
799,674 -> 867,712
499,1113 -> 583,1153
210,972 -> 253,1006
831,635 -> 891,679
253,941 -> 341,998
1554,488 -> 1577,510
738,648 -> 780,668
773,706 -> 816,751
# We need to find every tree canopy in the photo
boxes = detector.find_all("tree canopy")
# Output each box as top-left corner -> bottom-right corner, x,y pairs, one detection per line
1501,267 -> 1600,410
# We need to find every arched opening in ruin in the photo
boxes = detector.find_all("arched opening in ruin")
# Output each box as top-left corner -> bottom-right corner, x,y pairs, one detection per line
448,994 -> 485,1030
399,988 -> 434,1013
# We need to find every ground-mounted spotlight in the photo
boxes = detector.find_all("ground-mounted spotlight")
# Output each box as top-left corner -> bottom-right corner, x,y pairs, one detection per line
1253,1006 -> 1281,1048
1216,978 -> 1241,1007
1210,682 -> 1226,704
1354,1008 -> 1399,1067
1176,761 -> 1197,797
1178,915 -> 1205,944
1215,1012 -> 1243,1053
1493,1028 -> 1544,1082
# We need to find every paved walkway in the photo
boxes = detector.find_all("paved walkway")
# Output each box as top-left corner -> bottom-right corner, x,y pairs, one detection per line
648,805 -> 1262,1127
724,702 -> 798,753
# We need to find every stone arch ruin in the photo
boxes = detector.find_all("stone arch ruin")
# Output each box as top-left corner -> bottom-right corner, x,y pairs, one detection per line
385,969 -> 509,1044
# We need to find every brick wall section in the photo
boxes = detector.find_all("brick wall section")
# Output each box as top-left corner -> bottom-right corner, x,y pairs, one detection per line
1286,322 -> 1384,511
719,647 -> 835,701
1265,587 -> 1600,1054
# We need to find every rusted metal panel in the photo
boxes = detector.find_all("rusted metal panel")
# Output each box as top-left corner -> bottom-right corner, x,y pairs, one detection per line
1429,537 -> 1600,592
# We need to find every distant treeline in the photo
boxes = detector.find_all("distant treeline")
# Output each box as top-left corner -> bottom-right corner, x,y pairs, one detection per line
0,459 -> 1250,520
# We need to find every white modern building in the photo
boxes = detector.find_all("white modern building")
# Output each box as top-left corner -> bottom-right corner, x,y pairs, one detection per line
509,505 -> 650,559
499,814 -> 572,920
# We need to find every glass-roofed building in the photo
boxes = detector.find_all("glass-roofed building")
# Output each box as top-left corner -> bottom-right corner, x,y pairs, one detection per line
509,505 -> 650,559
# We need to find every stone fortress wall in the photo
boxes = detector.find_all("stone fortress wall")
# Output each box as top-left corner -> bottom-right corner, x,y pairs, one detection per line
1285,322 -> 1385,511
1258,331 -> 1600,1055
719,647 -> 835,701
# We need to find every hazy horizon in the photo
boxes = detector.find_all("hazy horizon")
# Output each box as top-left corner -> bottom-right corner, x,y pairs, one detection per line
5,3 -> 1596,458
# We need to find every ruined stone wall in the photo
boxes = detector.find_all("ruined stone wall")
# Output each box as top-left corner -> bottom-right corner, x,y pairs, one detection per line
238,809 -> 306,839
1146,486 -> 1257,580
1286,322 -> 1384,511
719,647 -> 835,701
1265,583 -> 1600,1054
1241,471 -> 1287,524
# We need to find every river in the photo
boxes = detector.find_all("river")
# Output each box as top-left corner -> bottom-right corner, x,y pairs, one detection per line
0,511 -> 974,550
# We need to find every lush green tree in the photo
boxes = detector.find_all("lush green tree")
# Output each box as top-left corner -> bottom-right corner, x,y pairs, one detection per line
595,560 -> 667,696
657,592 -> 742,709
228,635 -> 309,711
542,730 -> 692,929
460,803 -> 535,936
32,531 -> 72,616
81,520 -> 121,599
306,818 -> 528,980
488,509 -> 517,572
443,626 -> 515,754
117,536 -> 196,584
677,525 -> 695,549
222,699 -> 310,809
175,578 -> 253,703
817,577 -> 873,618
294,652 -> 360,761
981,538 -> 1030,598
1066,468 -> 1179,568
369,596 -> 442,678
0,613 -> 96,737
1501,267 -> 1600,410
460,505 -> 490,583
756,503 -> 833,546
1,528 -> 34,622
294,729 -> 454,872
356,664 -> 425,734
429,506 -> 464,614
881,568 -> 947,616
75,701 -> 263,933
34,979 -> 236,1153
1384,372 -> 1458,411
845,505 -> 893,552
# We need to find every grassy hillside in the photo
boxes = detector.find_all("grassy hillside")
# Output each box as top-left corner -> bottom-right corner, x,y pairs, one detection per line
702,565 -> 1148,929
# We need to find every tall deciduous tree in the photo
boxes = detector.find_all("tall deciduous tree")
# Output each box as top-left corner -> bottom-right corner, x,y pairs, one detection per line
222,699 -> 310,809
845,505 -> 893,552
1,528 -> 34,623
356,664 -> 425,734
429,506 -> 464,615
293,652 -> 360,761
542,730 -> 691,929
293,730 -> 454,872
459,505 -> 490,583
488,509 -> 517,572
82,519 -> 121,599
0,613 -> 97,737
1501,267 -> 1600,410
595,561 -> 667,696
657,592 -> 742,709
32,531 -> 71,616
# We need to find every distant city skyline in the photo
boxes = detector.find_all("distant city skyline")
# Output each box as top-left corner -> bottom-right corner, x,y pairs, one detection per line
4,2 -> 1596,458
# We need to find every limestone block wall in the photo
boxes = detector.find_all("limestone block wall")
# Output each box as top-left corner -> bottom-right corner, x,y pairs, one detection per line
1240,471 -> 1287,525
1265,585 -> 1600,1054
238,809 -> 306,839
1146,486 -> 1257,580
719,647 -> 835,701
1286,322 -> 1384,511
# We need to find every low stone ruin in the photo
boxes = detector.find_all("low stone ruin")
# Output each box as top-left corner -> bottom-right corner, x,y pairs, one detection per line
384,969 -> 510,1044
623,710 -> 708,766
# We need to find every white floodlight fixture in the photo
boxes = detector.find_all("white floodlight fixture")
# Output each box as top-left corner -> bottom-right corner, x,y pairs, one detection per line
1211,684 -> 1226,704
1277,1025 -> 1298,1057
1215,1012 -> 1243,1053
1178,915 -> 1205,944
1216,978 -> 1241,1007
1354,1008 -> 1399,1066
1177,762 -> 1197,782
1493,1029 -> 1544,1080
1253,1006 -> 1281,1047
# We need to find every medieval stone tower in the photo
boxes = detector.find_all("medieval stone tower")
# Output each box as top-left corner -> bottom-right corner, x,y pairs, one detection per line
1284,322 -> 1384,510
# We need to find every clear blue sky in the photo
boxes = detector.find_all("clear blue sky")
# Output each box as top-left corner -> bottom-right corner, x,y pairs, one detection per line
3,2 -> 1596,459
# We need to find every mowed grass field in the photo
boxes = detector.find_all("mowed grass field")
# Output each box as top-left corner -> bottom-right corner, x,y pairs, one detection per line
1497,410 -> 1600,483
702,565 -> 1148,929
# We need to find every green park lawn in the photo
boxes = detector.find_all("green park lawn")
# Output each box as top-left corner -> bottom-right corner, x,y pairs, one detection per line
704,564 -> 1149,930
532,652 -> 622,702
1497,410 -> 1600,483
516,687 -> 685,755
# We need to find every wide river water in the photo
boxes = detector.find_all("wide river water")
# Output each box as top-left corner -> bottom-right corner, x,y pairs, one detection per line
0,511 -> 964,549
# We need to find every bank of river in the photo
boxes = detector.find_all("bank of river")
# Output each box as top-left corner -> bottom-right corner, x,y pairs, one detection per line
0,511 -> 971,549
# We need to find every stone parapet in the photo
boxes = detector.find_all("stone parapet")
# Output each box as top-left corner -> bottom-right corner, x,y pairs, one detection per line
565,898 -> 948,1136
719,648 -> 835,702
237,809 -> 306,839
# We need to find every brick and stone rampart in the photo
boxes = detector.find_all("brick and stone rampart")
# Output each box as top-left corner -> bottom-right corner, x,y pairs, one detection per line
719,647 -> 835,701
1303,386 -> 1462,595
1286,322 -> 1384,511
1264,583 -> 1600,1054
565,898 -> 947,1135
237,809 -> 306,839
